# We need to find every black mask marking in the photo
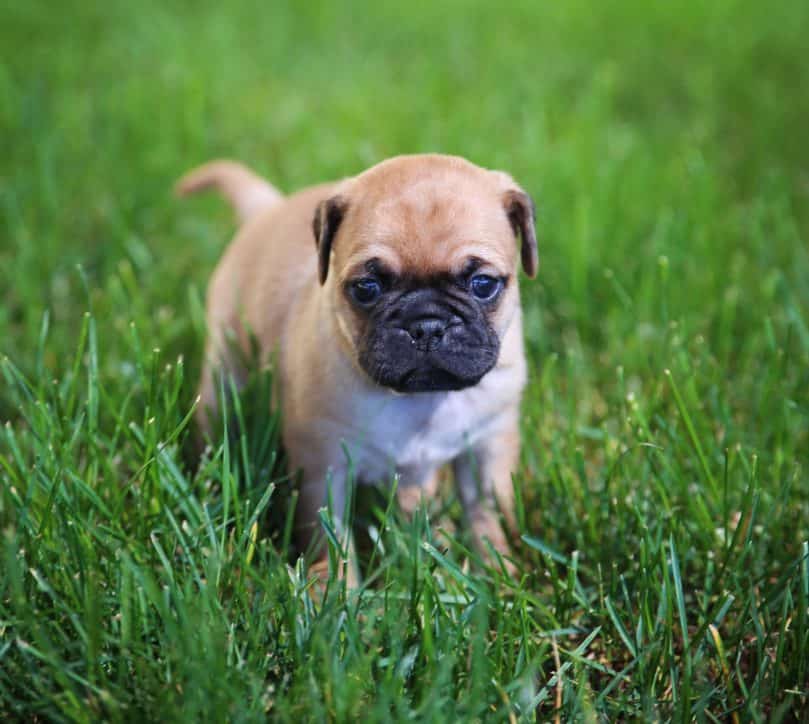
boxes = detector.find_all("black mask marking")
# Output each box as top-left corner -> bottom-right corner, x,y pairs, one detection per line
353,276 -> 502,393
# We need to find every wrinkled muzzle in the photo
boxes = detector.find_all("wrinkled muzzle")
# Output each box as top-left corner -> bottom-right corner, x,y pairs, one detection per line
357,287 -> 500,393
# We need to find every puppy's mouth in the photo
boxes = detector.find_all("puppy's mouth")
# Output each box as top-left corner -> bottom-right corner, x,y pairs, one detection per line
360,328 -> 500,394
393,366 -> 480,394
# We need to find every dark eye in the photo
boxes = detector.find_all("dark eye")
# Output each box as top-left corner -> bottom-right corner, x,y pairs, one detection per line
469,274 -> 502,301
350,277 -> 382,305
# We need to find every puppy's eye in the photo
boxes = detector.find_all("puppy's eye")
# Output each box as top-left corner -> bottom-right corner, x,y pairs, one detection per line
350,278 -> 382,305
469,274 -> 502,301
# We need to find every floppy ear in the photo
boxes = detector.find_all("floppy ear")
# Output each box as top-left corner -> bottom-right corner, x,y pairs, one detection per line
503,189 -> 538,278
312,195 -> 348,285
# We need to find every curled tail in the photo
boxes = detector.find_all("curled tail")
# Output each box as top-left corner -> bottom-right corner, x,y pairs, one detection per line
175,160 -> 283,223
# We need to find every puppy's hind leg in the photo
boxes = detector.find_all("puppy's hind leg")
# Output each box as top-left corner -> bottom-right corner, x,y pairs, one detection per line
194,332 -> 250,443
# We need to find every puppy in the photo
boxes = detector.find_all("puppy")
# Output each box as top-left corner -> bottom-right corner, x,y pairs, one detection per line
177,154 -> 537,580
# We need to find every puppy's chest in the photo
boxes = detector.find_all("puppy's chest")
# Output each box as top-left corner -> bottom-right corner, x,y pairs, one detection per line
347,387 -> 502,481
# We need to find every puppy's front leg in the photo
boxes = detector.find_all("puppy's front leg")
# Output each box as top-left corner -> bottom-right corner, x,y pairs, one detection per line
452,414 -> 520,572
395,468 -> 441,517
295,469 -> 360,587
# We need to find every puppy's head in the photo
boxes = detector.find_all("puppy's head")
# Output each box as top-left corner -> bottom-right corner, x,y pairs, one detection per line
313,154 -> 538,393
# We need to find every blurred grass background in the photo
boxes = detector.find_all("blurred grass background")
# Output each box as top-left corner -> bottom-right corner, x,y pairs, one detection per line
1,0 -> 808,720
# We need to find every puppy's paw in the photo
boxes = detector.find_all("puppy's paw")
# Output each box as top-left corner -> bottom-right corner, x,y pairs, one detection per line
307,551 -> 360,593
470,509 -> 518,578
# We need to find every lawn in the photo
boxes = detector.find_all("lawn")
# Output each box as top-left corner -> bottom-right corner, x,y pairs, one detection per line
2,0 -> 808,720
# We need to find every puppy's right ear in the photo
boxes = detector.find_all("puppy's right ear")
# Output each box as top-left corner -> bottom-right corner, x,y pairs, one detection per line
312,196 -> 348,285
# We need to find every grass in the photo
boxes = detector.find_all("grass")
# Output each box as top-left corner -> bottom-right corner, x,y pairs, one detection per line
2,0 -> 809,720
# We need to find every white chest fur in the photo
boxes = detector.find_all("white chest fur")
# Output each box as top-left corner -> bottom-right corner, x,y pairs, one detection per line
336,364 -> 522,485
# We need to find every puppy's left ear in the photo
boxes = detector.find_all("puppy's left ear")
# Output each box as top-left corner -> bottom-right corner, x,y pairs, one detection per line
312,195 -> 348,284
503,189 -> 538,278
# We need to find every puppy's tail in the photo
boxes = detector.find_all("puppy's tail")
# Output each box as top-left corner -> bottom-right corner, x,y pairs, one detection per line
175,160 -> 283,223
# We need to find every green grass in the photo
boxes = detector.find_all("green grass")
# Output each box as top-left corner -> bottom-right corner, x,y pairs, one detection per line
2,0 -> 809,720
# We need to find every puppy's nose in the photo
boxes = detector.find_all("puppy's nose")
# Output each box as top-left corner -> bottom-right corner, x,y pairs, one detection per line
407,317 -> 447,350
